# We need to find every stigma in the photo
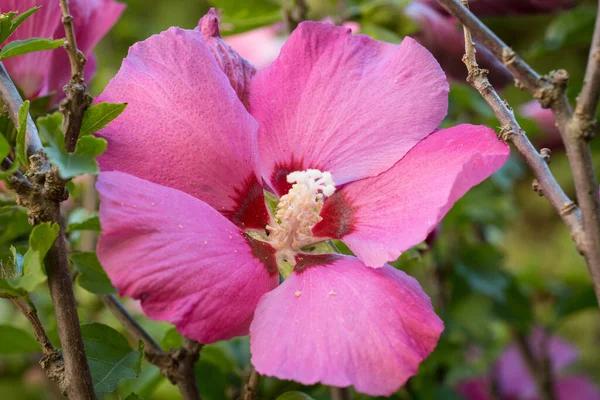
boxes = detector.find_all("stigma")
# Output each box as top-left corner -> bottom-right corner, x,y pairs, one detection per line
267,169 -> 335,265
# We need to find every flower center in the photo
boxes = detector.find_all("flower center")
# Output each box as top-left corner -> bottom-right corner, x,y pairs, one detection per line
267,169 -> 335,265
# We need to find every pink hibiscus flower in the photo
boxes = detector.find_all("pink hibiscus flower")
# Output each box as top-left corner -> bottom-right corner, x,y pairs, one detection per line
458,329 -> 600,400
2,0 -> 124,100
95,12 -> 509,395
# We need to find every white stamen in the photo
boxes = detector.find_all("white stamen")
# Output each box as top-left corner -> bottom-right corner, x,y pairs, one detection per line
267,169 -> 336,265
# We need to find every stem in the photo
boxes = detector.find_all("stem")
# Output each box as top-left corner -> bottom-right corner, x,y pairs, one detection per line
175,338 -> 202,400
438,0 -> 600,306
58,0 -> 92,153
564,1 -> 600,302
46,226 -> 95,398
513,331 -> 556,400
0,61 -> 94,398
330,387 -> 351,400
11,297 -> 55,356
455,2 -> 585,253
101,295 -> 202,399
242,369 -> 260,400
10,297 -> 68,393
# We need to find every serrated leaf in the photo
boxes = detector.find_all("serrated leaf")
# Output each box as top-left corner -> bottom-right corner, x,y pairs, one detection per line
0,325 -> 39,354
0,37 -> 64,60
80,102 -> 127,136
71,252 -> 115,294
81,323 -> 142,397
46,135 -> 107,179
275,392 -> 316,400
0,7 -> 40,44
16,100 -> 29,168
37,112 -> 64,152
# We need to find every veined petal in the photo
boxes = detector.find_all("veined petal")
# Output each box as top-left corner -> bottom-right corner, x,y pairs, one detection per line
251,21 -> 449,195
97,172 -> 279,344
97,27 -> 269,229
313,125 -> 509,267
249,255 -> 443,396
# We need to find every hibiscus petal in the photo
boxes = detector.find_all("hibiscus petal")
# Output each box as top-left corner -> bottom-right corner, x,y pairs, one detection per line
2,0 -> 62,98
313,125 -> 509,267
97,27 -> 269,229
97,171 -> 279,343
251,21 -> 449,195
249,255 -> 443,396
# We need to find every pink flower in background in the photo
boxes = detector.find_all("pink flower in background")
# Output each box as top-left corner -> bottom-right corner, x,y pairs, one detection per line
96,13 -> 509,395
520,100 -> 563,150
1,0 -> 124,100
419,0 -> 580,16
458,329 -> 600,400
224,19 -> 359,68
406,1 -> 513,88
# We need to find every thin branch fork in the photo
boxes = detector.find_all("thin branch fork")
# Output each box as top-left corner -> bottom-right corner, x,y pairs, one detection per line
101,295 -> 203,400
435,0 -> 600,306
455,4 -> 585,253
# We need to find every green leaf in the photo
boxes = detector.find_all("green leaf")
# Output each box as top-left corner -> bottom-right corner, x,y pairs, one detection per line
493,278 -> 533,332
0,133 -> 9,160
81,322 -> 142,397
37,112 -> 64,152
71,252 -> 115,294
80,102 -> 127,136
0,158 -> 20,179
16,100 -> 30,168
210,0 -> 281,34
161,327 -> 182,350
124,394 -> 142,400
45,135 -> 107,179
556,283 -> 598,318
0,223 -> 59,295
275,392 -> 316,400
67,213 -> 101,233
0,7 -> 41,44
0,325 -> 39,354
0,37 -> 64,60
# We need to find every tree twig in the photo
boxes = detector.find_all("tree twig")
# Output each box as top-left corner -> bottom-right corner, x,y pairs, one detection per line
453,1 -> 584,252
9,297 -> 68,394
435,0 -> 600,306
242,369 -> 260,400
58,0 -> 92,153
101,294 -> 202,399
330,387 -> 351,400
0,62 -> 94,399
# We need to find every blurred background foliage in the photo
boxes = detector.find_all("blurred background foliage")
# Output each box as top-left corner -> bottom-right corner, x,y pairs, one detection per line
1,0 -> 600,399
